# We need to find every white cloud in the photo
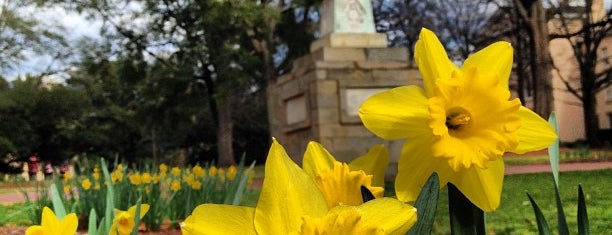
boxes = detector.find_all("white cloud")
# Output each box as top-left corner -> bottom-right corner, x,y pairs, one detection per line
2,4 -> 102,80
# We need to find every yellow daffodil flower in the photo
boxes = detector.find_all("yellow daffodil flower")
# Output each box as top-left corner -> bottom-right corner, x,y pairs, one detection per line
170,179 -> 181,191
359,28 -> 557,212
209,166 -> 218,176
193,165 -> 206,178
302,141 -> 389,208
141,172 -> 152,184
191,181 -> 202,190
129,173 -> 141,185
159,163 -> 168,173
110,204 -> 150,235
82,178 -> 92,190
181,139 -> 416,235
171,167 -> 181,177
184,174 -> 196,184
25,207 -> 78,235
111,170 -> 124,183
227,165 -> 237,180
92,171 -> 100,181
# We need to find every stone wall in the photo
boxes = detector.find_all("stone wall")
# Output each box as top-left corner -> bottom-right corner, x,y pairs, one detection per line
267,42 -> 421,169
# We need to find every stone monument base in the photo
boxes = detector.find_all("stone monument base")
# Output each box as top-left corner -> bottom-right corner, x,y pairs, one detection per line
310,33 -> 388,52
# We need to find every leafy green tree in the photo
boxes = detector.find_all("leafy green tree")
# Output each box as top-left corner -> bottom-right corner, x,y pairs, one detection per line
0,75 -> 91,173
42,0 -> 284,166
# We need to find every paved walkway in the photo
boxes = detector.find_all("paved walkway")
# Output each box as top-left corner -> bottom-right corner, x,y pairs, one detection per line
505,161 -> 612,175
0,191 -> 39,205
1,161 -> 611,205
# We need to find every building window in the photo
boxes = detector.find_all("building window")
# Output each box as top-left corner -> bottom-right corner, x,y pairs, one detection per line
602,47 -> 609,65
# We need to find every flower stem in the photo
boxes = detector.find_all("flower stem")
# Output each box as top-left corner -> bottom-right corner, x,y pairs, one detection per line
448,184 -> 486,235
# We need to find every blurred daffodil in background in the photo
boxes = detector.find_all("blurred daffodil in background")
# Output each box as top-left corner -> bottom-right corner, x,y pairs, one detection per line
359,28 -> 557,212
110,204 -> 150,235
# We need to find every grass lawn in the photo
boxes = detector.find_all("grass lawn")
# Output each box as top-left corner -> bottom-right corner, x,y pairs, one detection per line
0,203 -> 32,226
426,169 -> 612,235
503,149 -> 611,166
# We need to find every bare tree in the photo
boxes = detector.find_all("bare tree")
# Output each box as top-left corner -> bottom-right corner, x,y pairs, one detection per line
548,0 -> 611,146
512,0 -> 555,118
427,0 -> 499,61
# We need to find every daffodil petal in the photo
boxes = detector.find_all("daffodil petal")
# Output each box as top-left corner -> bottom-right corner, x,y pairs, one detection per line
255,139 -> 327,235
355,198 -> 418,235
25,226 -> 44,235
461,41 -> 513,89
450,158 -> 504,212
510,107 -> 557,154
109,223 -> 118,235
395,135 -> 452,203
126,204 -> 150,219
415,28 -> 460,97
359,86 -> 430,140
59,213 -> 78,235
181,204 -> 255,235
302,141 -> 336,177
348,144 -> 389,187
40,207 -> 60,232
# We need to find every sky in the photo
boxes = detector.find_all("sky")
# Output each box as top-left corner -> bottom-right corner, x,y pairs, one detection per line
2,0 -> 611,81
1,4 -> 104,81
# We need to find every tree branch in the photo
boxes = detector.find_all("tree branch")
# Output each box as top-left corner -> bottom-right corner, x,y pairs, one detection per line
551,62 -> 583,100
549,17 -> 611,39
513,0 -> 530,24
595,67 -> 611,93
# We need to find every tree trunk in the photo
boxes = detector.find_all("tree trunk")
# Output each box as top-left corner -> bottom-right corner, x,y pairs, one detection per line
582,91 -> 600,146
216,94 -> 236,166
528,1 -> 554,118
580,61 -> 601,146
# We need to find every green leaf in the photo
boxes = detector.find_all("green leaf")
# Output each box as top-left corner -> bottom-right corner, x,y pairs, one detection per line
554,183 -> 570,235
88,208 -> 97,235
448,184 -> 486,235
96,217 -> 106,235
131,199 -> 142,235
50,183 -> 67,219
547,112 -> 560,187
527,192 -> 552,235
407,173 -> 440,235
101,158 -> 114,234
232,161 -> 256,205
577,184 -> 590,235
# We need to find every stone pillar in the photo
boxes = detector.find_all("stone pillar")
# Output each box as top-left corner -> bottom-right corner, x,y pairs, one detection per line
267,0 -> 421,177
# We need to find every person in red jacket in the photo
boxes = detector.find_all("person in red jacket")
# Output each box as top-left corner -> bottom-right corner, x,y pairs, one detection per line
27,154 -> 39,181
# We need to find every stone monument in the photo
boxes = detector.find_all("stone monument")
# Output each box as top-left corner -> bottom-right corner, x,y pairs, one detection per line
267,0 -> 421,171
